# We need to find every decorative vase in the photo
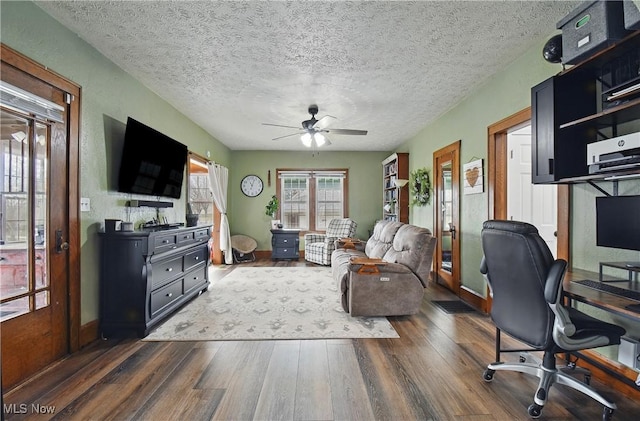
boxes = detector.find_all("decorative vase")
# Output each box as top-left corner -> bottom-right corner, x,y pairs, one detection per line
186,214 -> 198,227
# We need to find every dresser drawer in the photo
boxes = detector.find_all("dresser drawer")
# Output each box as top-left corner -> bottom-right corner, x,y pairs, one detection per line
151,255 -> 183,288
150,279 -> 183,317
177,231 -> 195,244
273,247 -> 299,259
273,235 -> 297,247
184,246 -> 208,271
184,265 -> 207,294
194,228 -> 210,243
154,233 -> 177,253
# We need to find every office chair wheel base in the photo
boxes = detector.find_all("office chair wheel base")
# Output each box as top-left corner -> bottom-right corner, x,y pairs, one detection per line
602,407 -> 614,421
482,369 -> 495,382
527,403 -> 542,418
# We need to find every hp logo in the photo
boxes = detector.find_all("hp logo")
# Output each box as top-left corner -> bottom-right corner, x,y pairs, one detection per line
618,139 -> 625,147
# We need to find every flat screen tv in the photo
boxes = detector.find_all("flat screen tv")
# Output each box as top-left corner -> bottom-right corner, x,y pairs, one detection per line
596,195 -> 640,251
118,117 -> 188,199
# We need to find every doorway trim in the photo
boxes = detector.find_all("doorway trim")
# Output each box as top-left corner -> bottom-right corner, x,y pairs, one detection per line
487,107 -> 570,309
1,44 -> 81,352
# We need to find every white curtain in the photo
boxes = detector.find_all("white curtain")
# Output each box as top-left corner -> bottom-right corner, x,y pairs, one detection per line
207,163 -> 233,264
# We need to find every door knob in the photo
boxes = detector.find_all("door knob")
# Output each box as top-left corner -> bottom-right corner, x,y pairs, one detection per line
55,229 -> 69,253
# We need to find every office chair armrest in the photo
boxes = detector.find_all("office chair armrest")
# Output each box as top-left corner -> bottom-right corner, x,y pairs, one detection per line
544,259 -> 575,337
544,259 -> 567,305
550,303 -> 576,336
479,256 -> 488,275
479,256 -> 494,296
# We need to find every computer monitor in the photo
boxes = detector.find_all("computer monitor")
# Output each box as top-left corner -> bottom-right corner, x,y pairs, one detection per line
596,195 -> 640,251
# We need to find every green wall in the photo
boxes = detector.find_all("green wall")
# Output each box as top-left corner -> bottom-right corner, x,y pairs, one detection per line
400,34 -> 640,295
1,1 -> 231,324
229,151 -> 390,250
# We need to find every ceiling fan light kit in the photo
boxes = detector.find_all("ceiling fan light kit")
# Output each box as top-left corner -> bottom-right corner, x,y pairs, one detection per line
263,104 -> 367,149
301,132 -> 312,147
300,132 -> 326,148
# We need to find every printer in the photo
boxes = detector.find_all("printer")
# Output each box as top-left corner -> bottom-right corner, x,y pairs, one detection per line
587,132 -> 640,174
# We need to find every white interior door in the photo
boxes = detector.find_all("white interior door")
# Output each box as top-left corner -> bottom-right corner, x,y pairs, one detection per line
507,124 -> 557,257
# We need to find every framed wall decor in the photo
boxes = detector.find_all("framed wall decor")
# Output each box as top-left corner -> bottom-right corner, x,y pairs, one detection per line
463,159 -> 484,195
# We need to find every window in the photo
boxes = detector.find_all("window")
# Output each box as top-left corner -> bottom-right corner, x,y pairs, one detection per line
276,169 -> 348,231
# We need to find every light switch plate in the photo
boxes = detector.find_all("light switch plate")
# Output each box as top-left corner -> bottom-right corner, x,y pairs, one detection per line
80,197 -> 90,212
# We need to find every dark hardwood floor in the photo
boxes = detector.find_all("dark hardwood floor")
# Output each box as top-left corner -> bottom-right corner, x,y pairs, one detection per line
4,260 -> 640,420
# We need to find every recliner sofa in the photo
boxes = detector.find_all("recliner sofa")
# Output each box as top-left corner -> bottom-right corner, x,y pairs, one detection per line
331,220 -> 436,316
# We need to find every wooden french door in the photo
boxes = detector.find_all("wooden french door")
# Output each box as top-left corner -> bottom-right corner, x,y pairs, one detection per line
1,45 -> 80,390
433,141 -> 461,294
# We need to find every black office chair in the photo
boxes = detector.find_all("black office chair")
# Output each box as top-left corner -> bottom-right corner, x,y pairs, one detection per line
480,220 -> 626,420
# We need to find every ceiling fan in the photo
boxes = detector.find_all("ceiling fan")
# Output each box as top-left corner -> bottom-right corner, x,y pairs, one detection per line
262,104 -> 368,148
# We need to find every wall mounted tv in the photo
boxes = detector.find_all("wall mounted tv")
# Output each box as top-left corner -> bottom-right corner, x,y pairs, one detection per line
118,117 -> 188,199
596,195 -> 640,251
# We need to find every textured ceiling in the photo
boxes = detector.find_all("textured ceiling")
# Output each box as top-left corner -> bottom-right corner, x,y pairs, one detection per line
35,1 -> 578,152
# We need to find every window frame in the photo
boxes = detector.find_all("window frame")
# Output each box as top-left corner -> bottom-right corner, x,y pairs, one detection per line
275,168 -> 349,233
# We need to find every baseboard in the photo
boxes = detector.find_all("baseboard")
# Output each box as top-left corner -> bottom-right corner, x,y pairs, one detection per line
254,250 -> 271,260
460,285 -> 488,313
79,319 -> 99,347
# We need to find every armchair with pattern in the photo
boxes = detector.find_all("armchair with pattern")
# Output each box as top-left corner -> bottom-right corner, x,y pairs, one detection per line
304,218 -> 357,266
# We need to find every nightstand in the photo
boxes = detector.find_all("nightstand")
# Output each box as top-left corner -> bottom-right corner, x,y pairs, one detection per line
270,229 -> 300,260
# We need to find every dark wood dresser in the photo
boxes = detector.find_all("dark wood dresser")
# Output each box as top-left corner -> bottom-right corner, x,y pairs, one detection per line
99,225 -> 210,337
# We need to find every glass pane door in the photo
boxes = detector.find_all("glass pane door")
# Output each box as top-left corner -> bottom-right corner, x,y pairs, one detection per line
440,164 -> 452,273
0,109 -> 49,320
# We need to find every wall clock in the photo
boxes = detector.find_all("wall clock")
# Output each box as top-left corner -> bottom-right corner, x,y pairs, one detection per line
241,174 -> 263,197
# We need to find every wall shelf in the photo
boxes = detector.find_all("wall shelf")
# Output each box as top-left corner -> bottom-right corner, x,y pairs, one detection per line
559,97 -> 640,129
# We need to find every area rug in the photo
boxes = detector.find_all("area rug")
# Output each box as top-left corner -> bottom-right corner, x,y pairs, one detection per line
144,266 -> 399,341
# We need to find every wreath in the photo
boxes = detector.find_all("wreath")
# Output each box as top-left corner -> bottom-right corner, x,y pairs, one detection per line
410,168 -> 431,206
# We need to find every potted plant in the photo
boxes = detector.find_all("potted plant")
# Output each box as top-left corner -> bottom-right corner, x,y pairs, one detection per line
265,195 -> 279,218
265,195 -> 280,228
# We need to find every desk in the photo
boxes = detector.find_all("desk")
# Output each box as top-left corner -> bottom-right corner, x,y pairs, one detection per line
563,268 -> 640,395
564,268 -> 640,321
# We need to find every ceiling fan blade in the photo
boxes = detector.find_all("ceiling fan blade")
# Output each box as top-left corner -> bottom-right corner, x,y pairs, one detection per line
328,128 -> 368,136
313,115 -> 337,130
272,132 -> 301,141
262,123 -> 301,130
